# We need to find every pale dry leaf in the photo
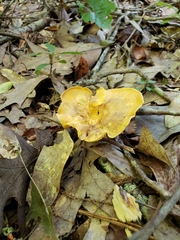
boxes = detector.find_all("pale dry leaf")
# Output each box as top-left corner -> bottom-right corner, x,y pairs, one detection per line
0,75 -> 47,111
0,105 -> 26,124
83,48 -> 102,68
53,174 -> 86,236
83,218 -> 108,240
0,42 -> 8,64
29,224 -> 56,240
112,184 -> 142,222
55,21 -> 75,48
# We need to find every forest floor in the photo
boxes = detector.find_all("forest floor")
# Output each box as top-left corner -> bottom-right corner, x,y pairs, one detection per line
0,0 -> 180,240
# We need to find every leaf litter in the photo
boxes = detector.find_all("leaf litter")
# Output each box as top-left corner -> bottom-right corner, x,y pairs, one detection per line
0,0 -> 180,240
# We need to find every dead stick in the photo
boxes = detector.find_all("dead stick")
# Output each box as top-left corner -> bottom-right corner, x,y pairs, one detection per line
123,150 -> 171,199
78,209 -> 155,240
137,107 -> 180,116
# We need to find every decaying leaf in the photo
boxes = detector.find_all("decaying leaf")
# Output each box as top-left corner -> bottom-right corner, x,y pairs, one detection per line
0,104 -> 26,124
137,126 -> 174,168
27,181 -> 58,239
82,201 -> 109,240
0,124 -> 38,233
0,75 -> 47,111
57,86 -> 143,142
139,153 -> 179,193
27,130 -> 73,238
112,184 -> 142,222
55,21 -> 75,48
30,130 -> 74,206
54,149 -> 115,237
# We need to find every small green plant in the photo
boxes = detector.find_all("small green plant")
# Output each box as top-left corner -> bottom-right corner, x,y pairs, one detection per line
78,0 -> 116,29
138,78 -> 156,92
34,43 -> 65,76
34,44 -> 82,76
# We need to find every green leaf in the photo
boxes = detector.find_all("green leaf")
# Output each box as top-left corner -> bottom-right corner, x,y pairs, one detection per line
0,82 -> 13,94
29,52 -> 43,57
148,80 -> 156,84
146,86 -> 153,91
78,0 -> 116,29
156,1 -> 178,12
27,181 -> 58,238
59,59 -> 67,63
35,63 -> 49,76
45,43 -> 56,54
137,79 -> 146,85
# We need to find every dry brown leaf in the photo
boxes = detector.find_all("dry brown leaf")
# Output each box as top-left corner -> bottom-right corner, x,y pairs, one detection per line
91,145 -> 135,176
139,153 -> 179,193
0,105 -> 26,124
0,75 -> 47,111
147,196 -> 180,240
133,45 -> 147,60
83,48 -> 102,69
137,126 -> 174,168
0,42 -> 8,65
82,202 -> 109,240
55,21 -> 75,48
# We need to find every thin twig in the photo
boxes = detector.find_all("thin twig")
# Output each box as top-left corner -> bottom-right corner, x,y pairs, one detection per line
123,150 -> 171,199
137,107 -> 180,116
97,68 -> 148,80
0,9 -> 50,44
78,209 -> 155,240
101,138 -> 135,154
0,0 -> 16,25
91,15 -> 124,79
98,68 -> 171,102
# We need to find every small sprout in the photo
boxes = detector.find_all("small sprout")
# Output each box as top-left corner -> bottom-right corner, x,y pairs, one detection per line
45,43 -> 56,54
35,63 -> 49,76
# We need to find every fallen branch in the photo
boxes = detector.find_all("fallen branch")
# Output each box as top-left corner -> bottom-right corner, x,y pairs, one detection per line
77,67 -> 172,103
137,106 -> 180,116
0,8 -> 50,44
123,150 -> 171,199
91,16 -> 123,79
78,209 -> 155,240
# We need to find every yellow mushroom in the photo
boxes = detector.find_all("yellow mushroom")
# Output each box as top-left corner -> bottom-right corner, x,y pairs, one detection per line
57,86 -> 143,142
